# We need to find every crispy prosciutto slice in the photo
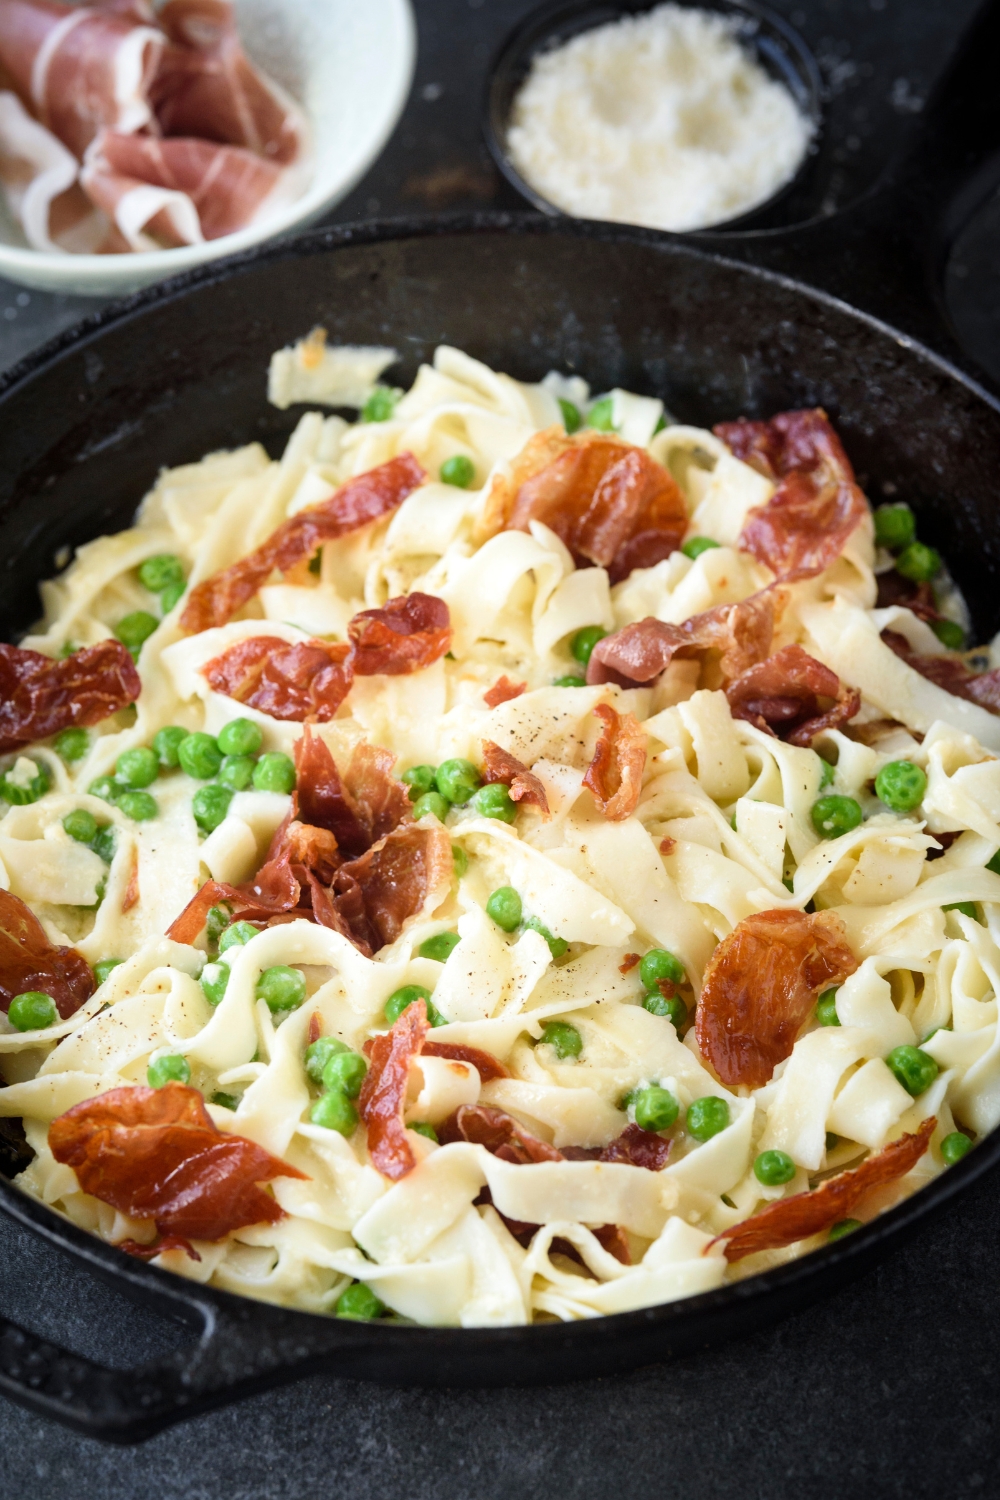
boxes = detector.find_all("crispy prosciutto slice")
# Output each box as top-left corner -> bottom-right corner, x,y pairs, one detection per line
48,1082 -> 306,1241
202,635 -> 353,722
347,593 -> 452,677
181,453 -> 425,632
713,1118 -> 935,1261
582,703 -> 646,821
882,629 -> 1000,716
166,848 -> 300,945
439,1104 -> 563,1163
358,998 -> 431,1180
696,909 -> 858,1088
0,639 -> 140,753
420,1042 -> 509,1081
333,820 -> 453,952
725,643 -> 861,746
587,589 -> 781,688
0,888 -> 95,1018
481,739 -> 550,817
483,675 -> 526,708
715,409 -> 869,582
489,428 -> 687,583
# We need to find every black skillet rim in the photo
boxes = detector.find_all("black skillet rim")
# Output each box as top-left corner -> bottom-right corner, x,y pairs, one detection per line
1,210 -> 999,1379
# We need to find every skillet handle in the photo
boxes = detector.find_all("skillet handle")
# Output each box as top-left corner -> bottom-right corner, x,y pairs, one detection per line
697,0 -> 1000,381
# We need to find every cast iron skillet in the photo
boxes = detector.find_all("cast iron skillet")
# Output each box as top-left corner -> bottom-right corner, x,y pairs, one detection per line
2,1 -> 1000,1446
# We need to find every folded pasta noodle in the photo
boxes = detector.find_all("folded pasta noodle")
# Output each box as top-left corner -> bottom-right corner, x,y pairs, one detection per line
3,339 -> 999,1330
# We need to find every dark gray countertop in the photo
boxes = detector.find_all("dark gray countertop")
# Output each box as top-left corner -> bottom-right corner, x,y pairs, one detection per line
2,2 -> 1000,1493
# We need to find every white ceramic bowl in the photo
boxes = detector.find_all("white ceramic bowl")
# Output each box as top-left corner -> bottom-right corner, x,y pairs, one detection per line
0,0 -> 416,296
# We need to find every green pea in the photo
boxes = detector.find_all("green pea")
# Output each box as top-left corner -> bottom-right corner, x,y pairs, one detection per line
118,790 -> 158,822
522,915 -> 568,958
63,809 -> 98,844
219,921 -> 259,953
384,984 -> 432,1025
811,794 -> 863,840
885,1044 -> 939,1097
816,988 -> 841,1027
681,536 -> 721,561
940,1131 -> 972,1165
362,386 -> 400,423
874,759 -> 926,812
310,1090 -> 359,1134
116,746 -> 158,789
540,1020 -> 582,1060
643,991 -> 686,1029
114,610 -> 159,657
944,901 -> 979,921
639,948 -> 686,990
470,783 -> 516,823
402,764 -> 437,800
308,548 -> 323,576
412,791 -> 450,822
586,396 -> 615,431
159,579 -> 186,614
86,775 -> 119,804
200,962 -> 229,1007
256,965 -> 307,1013
138,554 -> 185,593
828,1218 -> 862,1242
93,957 -> 123,986
440,454 -> 475,488
570,625 -> 608,666
91,825 -> 116,864
322,1050 -> 367,1098
305,1035 -> 348,1084
0,760 -> 49,805
931,618 -> 965,650
896,541 -> 941,583
216,718 -> 263,757
59,641 -> 77,659
618,1088 -> 639,1112
153,725 -> 189,768
486,885 -> 522,932
633,1084 -> 679,1133
409,1121 -> 439,1142
217,755 -> 255,791
435,758 -> 483,805
335,1281 -> 384,1319
147,1054 -> 191,1088
54,727 -> 89,762
552,675 -> 586,687
206,903 -> 233,946
559,398 -> 582,434
177,731 -> 222,780
191,784 -> 232,833
451,844 -> 468,879
818,757 -> 835,790
252,752 -> 296,794
8,991 -> 57,1031
754,1149 -> 796,1186
419,932 -> 461,962
212,1092 -> 238,1111
873,503 -> 916,553
686,1096 -> 730,1142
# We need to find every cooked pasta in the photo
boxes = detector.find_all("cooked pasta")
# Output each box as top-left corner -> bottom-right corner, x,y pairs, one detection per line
1,338 -> 998,1328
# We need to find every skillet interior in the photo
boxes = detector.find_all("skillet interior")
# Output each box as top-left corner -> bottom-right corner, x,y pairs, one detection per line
2,216 -> 1000,1435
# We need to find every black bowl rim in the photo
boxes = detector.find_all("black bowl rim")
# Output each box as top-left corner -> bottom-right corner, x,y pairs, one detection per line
482,0 -> 824,234
1,209 -> 999,1365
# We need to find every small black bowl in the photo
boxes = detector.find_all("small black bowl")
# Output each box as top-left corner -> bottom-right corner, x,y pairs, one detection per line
484,0 -> 823,233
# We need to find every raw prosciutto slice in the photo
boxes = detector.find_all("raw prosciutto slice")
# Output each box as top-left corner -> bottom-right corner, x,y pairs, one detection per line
348,593 -> 452,677
696,909 -> 858,1088
581,703 -> 646,821
882,630 -> 1000,716
0,90 -> 79,251
81,129 -> 284,248
48,1082 -> 306,1241
492,429 -> 687,583
716,409 -> 869,582
0,888 -> 95,1018
201,635 -> 354,722
358,998 -> 431,1180
713,1118 -> 935,1261
0,639 -> 140,753
587,589 -> 781,688
725,643 -> 861,746
181,454 -> 425,632
481,739 -> 550,816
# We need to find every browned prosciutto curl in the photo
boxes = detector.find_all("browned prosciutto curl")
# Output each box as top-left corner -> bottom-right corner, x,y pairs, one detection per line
586,589 -> 782,689
481,740 -> 550,817
358,999 -> 431,1180
0,888 -> 95,1019
0,639 -> 140,754
347,592 -> 452,676
715,409 -> 869,582
714,1118 -> 936,1261
582,703 -> 646,821
696,909 -> 859,1088
202,636 -> 354,722
483,675 -> 526,709
725,644 -> 861,745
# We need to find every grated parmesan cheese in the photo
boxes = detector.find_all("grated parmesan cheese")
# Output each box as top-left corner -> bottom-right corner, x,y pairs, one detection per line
507,3 -> 813,232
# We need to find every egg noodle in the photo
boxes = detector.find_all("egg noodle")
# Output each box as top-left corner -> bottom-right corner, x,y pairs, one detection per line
2,338 -> 1000,1328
